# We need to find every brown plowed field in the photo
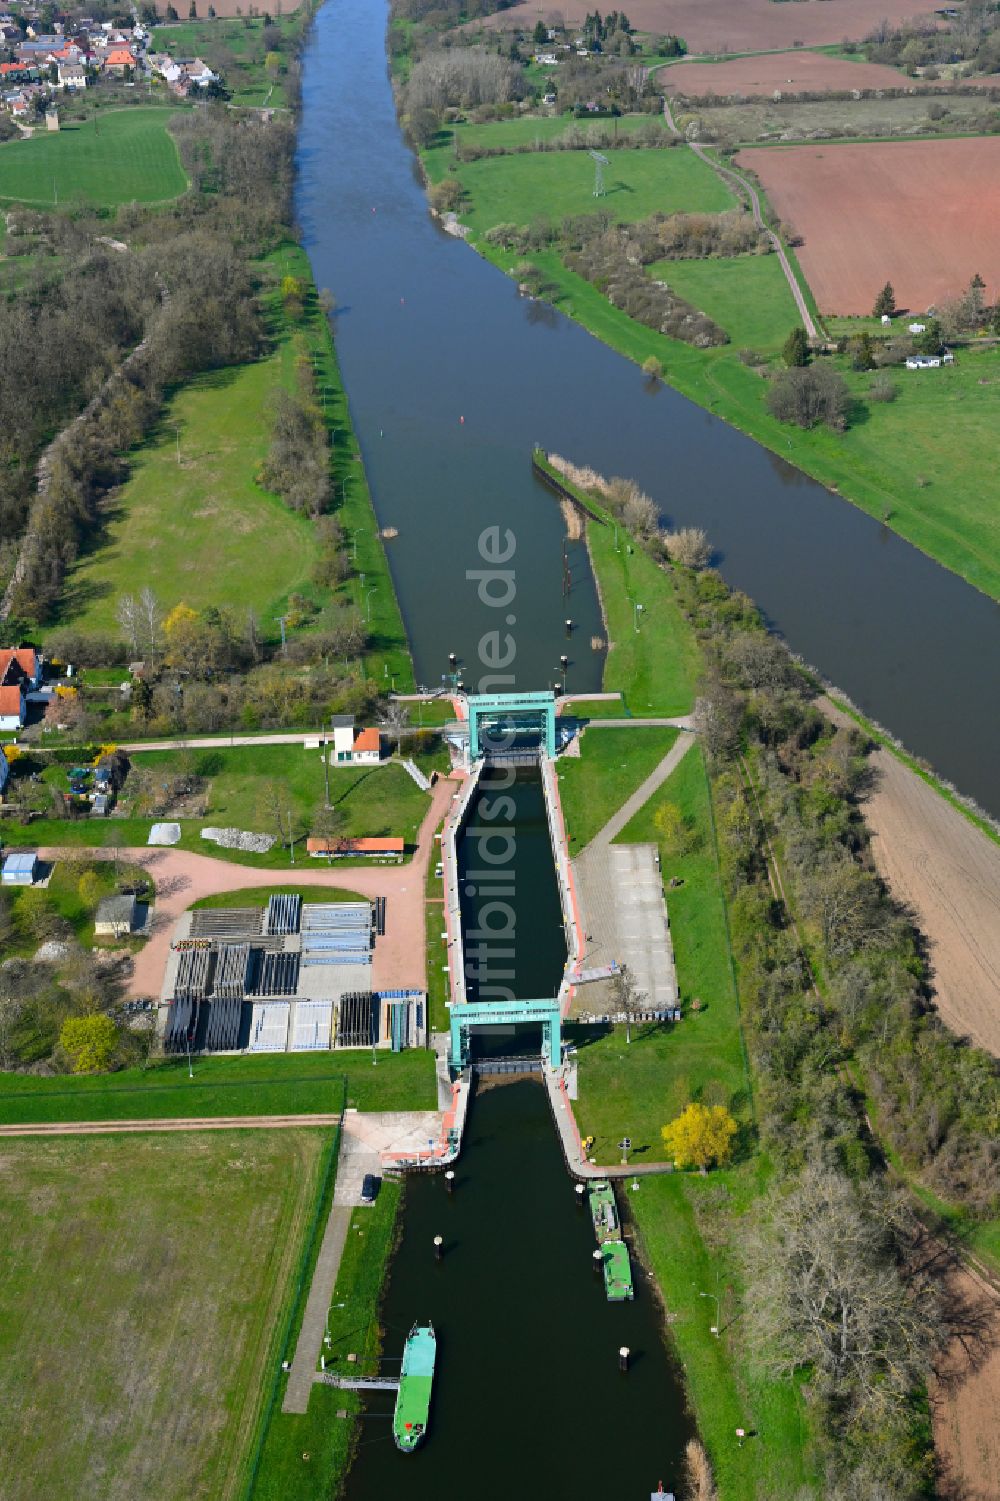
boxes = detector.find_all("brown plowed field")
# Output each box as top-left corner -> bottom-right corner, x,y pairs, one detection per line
475,0 -> 937,52
660,51 -> 1000,95
737,138 -> 1000,313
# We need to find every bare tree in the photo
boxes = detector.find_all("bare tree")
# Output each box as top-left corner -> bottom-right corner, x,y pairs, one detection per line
117,594 -> 141,658
663,527 -> 711,569
610,961 -> 647,1043
381,700 -> 410,755
139,587 -> 161,665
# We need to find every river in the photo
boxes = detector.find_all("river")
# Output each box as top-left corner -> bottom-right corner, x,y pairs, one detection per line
297,0 -> 999,817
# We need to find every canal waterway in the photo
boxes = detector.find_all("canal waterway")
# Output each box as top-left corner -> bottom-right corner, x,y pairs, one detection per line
297,0 -> 1000,816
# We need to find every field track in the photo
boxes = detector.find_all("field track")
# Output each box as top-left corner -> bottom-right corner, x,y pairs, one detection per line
475,0 -> 938,52
659,51 -> 1000,95
737,137 -> 1000,313
0,1113 -> 343,1136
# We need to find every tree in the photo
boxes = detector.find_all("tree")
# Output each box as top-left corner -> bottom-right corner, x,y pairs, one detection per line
653,800 -> 693,857
60,1013 -> 118,1074
782,326 -> 810,368
77,870 -> 103,912
661,1102 -> 737,1171
312,802 -> 346,863
117,593 -> 140,658
139,587 -> 161,664
381,700 -> 409,754
663,527 -> 710,569
533,18 -> 548,42
610,962 -> 647,1043
767,364 -> 851,432
914,318 -> 944,356
851,331 -> 876,371
872,282 -> 896,319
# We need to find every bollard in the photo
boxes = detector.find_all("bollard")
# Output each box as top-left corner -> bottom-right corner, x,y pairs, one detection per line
565,619 -> 573,632
445,1171 -> 455,1194
434,1235 -> 444,1261
593,1248 -> 603,1275
575,1183 -> 586,1206
619,1346 -> 630,1374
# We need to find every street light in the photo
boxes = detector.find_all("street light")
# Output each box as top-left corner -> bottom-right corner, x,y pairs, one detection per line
633,602 -> 644,634
698,1289 -> 721,1335
365,587 -> 376,622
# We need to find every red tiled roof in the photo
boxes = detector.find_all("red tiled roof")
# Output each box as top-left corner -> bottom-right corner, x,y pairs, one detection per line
0,685 -> 24,717
307,836 -> 404,854
0,648 -> 38,684
352,728 -> 381,754
0,61 -> 30,73
105,47 -> 134,65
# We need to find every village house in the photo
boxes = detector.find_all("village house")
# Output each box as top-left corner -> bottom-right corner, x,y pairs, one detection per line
57,60 -> 86,88
104,46 -> 136,73
328,715 -> 382,766
182,57 -> 217,88
94,893 -> 137,938
0,647 -> 42,732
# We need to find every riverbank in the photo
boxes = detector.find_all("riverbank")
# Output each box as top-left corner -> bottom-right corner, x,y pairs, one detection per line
414,119 -> 1000,603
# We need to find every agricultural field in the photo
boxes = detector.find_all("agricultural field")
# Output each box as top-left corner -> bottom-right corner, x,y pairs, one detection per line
0,109 -> 187,208
475,0 -> 939,53
659,49 -> 1000,96
436,145 -> 735,235
737,137 -> 1000,314
647,252 -> 796,350
0,1128 -> 329,1501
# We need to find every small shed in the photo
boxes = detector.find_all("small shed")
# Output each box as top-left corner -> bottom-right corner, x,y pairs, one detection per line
95,893 -> 137,938
1,851 -> 38,885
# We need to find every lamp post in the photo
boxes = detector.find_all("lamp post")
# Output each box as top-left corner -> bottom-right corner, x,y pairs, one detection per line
633,602 -> 644,634
365,587 -> 376,622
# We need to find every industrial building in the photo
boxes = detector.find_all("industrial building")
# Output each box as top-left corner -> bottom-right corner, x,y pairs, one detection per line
159,893 -> 424,1056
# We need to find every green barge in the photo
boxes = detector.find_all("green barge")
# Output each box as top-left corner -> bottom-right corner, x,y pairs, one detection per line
392,1321 -> 437,1452
588,1181 -> 634,1302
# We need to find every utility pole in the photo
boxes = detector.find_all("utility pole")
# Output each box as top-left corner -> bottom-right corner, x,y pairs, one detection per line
288,810 -> 295,864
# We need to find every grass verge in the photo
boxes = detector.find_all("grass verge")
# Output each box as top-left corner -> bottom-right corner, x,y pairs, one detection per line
556,724 -> 678,849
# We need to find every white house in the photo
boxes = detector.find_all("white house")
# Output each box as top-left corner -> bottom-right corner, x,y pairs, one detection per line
183,58 -> 218,88
58,62 -> 87,88
328,715 -> 382,766
908,322 -> 927,334
905,352 -> 954,369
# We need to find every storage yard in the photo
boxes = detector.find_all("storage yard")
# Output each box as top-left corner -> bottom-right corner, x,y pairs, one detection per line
160,893 -> 426,1055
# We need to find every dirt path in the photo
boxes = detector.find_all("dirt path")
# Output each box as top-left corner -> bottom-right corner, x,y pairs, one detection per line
931,1257 -> 1000,1501
822,701 -> 1000,1056
0,1113 -> 344,1137
39,774 -> 459,1001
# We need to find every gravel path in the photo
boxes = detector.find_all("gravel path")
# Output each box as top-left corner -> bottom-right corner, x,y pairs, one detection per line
0,1114 -> 344,1137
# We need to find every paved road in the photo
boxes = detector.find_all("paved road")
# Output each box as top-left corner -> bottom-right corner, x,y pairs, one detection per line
661,96 -> 818,340
283,1203 -> 352,1414
122,731 -> 332,752
0,1113 -> 344,1137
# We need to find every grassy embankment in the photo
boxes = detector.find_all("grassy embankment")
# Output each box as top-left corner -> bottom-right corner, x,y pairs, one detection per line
0,1049 -> 435,1124
548,462 -> 817,1494
0,107 -> 188,207
424,814 -> 450,1033
422,123 -> 1000,601
58,239 -> 411,685
0,1128 -> 332,1501
250,1181 -> 402,1501
4,855 -> 150,956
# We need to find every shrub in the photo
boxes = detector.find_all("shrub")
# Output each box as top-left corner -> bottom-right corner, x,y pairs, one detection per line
869,374 -> 898,403
782,326 -> 810,367
664,526 -> 711,569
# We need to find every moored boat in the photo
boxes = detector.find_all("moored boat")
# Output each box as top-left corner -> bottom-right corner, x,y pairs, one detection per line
589,1180 -> 634,1300
589,1180 -> 619,1241
392,1321 -> 436,1452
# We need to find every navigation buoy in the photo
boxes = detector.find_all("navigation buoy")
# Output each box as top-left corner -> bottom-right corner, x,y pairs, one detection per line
460,415 -> 465,424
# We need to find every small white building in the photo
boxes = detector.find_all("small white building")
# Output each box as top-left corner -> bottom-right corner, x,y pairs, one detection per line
905,352 -> 954,369
328,716 -> 382,766
908,322 -> 927,334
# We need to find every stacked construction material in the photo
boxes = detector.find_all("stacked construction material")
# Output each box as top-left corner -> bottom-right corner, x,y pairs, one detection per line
164,995 -> 200,1054
174,946 -> 213,1002
301,902 -> 373,968
189,907 -> 264,939
251,950 -> 300,997
264,893 -> 301,936
291,999 -> 334,1051
337,990 -> 379,1048
214,943 -> 252,999
203,995 -> 243,1051
248,1001 -> 290,1052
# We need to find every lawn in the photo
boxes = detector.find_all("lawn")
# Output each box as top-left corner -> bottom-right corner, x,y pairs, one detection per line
556,724 -> 678,850
58,358 -> 320,635
647,252 -> 797,352
130,741 -> 433,847
54,242 -> 413,684
0,1128 -> 331,1501
153,15 -> 303,108
574,744 -> 749,1161
0,1049 -> 436,1124
422,111 -> 668,179
587,518 -> 701,714
6,855 -> 150,955
443,144 -> 735,236
0,108 -> 187,208
251,1180 -> 402,1501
